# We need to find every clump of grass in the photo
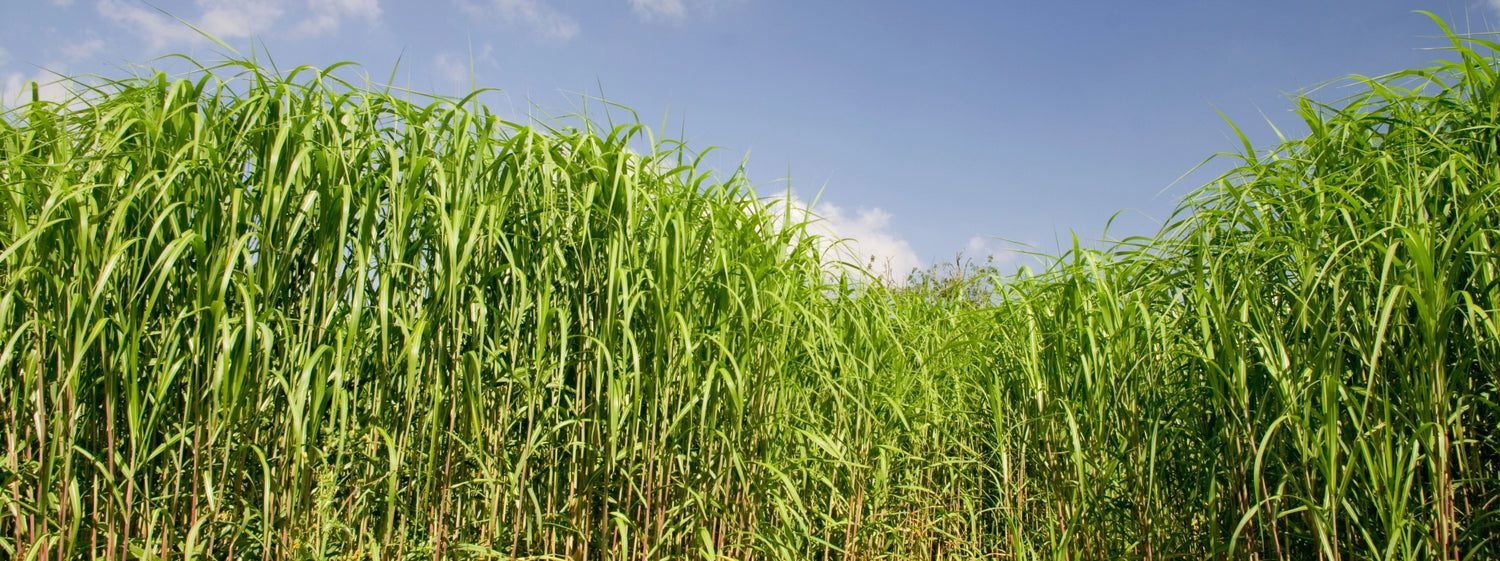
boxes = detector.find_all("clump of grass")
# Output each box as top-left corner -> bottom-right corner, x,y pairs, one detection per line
968,13 -> 1499,559
0,54 -> 991,561
1,13 -> 1497,561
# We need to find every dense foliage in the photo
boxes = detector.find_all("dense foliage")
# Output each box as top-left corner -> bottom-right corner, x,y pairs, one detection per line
2,16 -> 1497,561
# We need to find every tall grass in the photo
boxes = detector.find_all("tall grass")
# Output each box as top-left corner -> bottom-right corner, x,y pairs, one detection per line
1,14 -> 1496,560
971,15 -> 1499,558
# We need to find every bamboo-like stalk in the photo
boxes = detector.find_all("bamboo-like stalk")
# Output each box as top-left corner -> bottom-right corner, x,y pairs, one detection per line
1,13 -> 1497,560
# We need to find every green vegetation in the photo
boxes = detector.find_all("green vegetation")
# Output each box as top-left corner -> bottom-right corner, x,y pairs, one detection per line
2,16 -> 1496,561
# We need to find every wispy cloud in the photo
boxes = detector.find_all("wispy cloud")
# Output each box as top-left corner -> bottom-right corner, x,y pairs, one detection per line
432,43 -> 501,93
62,35 -> 107,61
433,52 -> 471,86
95,0 -> 204,50
194,0 -> 286,38
94,0 -> 380,50
628,0 -> 733,23
766,192 -> 922,283
460,0 -> 579,40
964,235 -> 1026,269
298,0 -> 382,36
629,0 -> 685,21
2,67 -> 82,108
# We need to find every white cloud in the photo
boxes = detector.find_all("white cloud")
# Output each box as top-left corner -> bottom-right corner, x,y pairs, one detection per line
3,67 -> 81,108
628,0 -> 731,22
627,0 -> 732,22
298,0 -> 381,36
194,0 -> 286,38
478,42 -> 497,65
51,0 -> 76,6
95,0 -> 380,50
95,0 -> 258,48
764,192 -> 922,284
434,52 -> 469,85
964,236 -> 1024,268
432,44 -> 502,92
63,36 -> 106,61
629,0 -> 685,21
95,0 -> 250,49
461,0 -> 579,40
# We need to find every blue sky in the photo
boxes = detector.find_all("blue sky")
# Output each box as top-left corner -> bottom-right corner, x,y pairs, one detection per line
3,1 -> 1495,275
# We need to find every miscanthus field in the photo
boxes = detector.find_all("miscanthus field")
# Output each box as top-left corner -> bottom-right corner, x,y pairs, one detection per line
2,18 -> 1497,561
